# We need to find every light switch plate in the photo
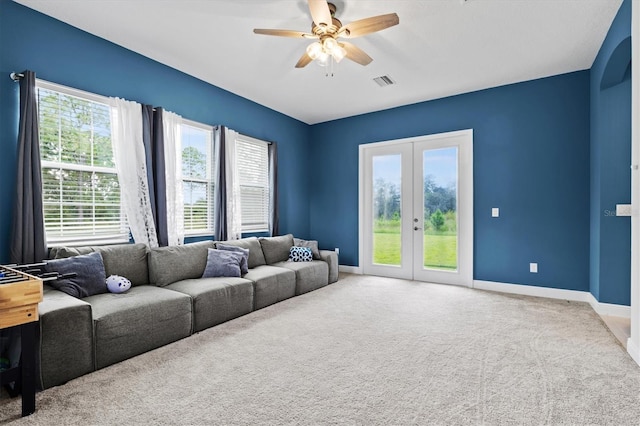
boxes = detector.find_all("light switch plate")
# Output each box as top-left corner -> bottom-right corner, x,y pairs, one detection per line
530,263 -> 538,273
616,204 -> 632,216
492,208 -> 499,217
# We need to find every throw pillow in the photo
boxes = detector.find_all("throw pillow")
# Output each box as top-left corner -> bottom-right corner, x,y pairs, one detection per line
216,244 -> 249,275
44,251 -> 107,298
293,238 -> 321,260
289,246 -> 313,262
202,249 -> 243,278
216,237 -> 266,269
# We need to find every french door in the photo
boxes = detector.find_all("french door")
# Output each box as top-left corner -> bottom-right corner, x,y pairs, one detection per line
360,130 -> 473,286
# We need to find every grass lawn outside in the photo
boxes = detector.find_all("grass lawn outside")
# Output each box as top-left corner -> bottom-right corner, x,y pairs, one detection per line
373,231 -> 457,270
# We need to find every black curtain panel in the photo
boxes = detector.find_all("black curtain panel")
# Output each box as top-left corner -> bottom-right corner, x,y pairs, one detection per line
268,142 -> 279,236
142,106 -> 169,246
10,70 -> 46,264
213,125 -> 227,241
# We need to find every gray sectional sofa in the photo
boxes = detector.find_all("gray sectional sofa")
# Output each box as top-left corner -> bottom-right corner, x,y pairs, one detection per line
37,234 -> 338,390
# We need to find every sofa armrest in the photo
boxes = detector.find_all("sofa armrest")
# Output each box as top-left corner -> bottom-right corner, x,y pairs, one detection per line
37,286 -> 94,389
319,250 -> 339,284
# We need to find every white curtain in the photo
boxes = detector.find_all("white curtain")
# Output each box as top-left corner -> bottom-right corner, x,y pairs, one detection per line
225,128 -> 242,240
162,111 -> 184,246
109,98 -> 158,247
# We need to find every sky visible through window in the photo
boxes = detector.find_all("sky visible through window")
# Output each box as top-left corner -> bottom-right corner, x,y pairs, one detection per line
372,147 -> 457,188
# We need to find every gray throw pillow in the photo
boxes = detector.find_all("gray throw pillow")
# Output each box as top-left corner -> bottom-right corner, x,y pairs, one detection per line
202,249 -> 243,278
216,237 -> 266,269
294,238 -> 321,260
259,234 -> 294,264
216,244 -> 249,274
44,252 -> 107,298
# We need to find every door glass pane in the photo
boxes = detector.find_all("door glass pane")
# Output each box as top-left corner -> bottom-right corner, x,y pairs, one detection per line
423,147 -> 458,271
372,154 -> 401,266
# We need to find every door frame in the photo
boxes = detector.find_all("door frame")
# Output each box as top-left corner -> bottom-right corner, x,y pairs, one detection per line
358,129 -> 474,286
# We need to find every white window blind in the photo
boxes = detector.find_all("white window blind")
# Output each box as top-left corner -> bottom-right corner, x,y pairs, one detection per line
236,135 -> 270,232
181,121 -> 214,235
37,81 -> 129,245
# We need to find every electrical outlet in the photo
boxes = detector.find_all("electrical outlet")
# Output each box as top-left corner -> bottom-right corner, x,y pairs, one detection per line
492,208 -> 499,218
335,248 -> 340,256
530,263 -> 538,273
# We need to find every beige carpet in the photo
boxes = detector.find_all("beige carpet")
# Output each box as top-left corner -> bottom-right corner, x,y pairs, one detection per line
2,273 -> 640,425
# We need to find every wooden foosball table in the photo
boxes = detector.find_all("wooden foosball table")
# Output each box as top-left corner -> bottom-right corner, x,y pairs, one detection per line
0,265 -> 43,417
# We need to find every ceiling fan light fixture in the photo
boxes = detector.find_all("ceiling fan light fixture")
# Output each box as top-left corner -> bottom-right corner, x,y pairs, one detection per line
306,42 -> 323,60
316,51 -> 330,67
322,37 -> 339,53
333,45 -> 347,63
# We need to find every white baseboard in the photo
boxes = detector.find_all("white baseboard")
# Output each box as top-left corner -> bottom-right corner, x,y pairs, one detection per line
587,293 -> 631,318
473,280 -> 630,318
339,265 -> 363,274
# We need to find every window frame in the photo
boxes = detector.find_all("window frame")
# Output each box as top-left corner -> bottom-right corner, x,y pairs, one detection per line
181,118 -> 215,237
235,134 -> 271,233
36,79 -> 130,247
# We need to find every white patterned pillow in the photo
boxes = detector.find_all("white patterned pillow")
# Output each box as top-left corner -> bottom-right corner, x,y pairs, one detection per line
289,246 -> 313,262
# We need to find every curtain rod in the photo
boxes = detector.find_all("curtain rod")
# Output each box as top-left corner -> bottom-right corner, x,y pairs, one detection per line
10,72 -> 24,81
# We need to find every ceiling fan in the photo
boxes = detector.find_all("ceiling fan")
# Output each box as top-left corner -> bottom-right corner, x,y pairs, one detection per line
253,0 -> 399,68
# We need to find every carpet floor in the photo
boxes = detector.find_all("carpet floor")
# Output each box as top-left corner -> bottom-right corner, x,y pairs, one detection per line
1,273 -> 640,425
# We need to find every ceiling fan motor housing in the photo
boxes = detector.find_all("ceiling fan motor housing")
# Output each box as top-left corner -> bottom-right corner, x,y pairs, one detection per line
311,2 -> 343,36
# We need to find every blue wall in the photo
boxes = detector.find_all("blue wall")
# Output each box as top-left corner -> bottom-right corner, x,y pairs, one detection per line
590,0 -> 632,305
0,0 -> 312,263
0,0 -> 632,303
309,71 -> 591,292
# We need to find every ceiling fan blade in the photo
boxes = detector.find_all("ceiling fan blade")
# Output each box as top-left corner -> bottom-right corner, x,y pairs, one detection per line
295,52 -> 313,68
340,42 -> 373,66
253,29 -> 316,39
308,0 -> 332,28
339,13 -> 399,38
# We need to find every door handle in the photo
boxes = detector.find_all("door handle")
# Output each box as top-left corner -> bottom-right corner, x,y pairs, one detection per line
414,226 -> 421,231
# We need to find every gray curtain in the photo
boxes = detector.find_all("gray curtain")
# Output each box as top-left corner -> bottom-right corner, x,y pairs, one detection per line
213,125 -> 227,241
10,70 -> 46,264
268,142 -> 279,236
142,106 -> 169,246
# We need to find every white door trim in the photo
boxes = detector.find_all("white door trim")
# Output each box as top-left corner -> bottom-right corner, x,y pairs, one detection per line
628,0 -> 639,364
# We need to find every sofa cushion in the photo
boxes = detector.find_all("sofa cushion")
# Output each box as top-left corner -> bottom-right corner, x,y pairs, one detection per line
166,277 -> 254,332
215,244 -> 249,274
85,285 -> 192,369
294,238 -> 321,260
272,260 -> 329,296
44,252 -> 107,298
148,240 -> 215,286
243,265 -> 296,310
259,234 -> 294,264
216,237 -> 266,269
49,243 -> 150,286
202,249 -> 242,278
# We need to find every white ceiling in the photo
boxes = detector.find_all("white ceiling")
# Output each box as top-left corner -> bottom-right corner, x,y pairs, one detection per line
14,0 -> 622,125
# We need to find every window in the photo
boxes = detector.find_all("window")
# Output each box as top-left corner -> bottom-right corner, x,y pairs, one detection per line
236,135 -> 270,232
37,81 -> 129,245
182,121 -> 214,235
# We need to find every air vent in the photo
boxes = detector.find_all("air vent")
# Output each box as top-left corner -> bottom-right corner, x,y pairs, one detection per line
373,75 -> 396,87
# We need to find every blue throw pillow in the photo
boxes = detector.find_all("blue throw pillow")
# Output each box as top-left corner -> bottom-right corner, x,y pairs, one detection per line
216,243 -> 249,274
44,251 -> 107,298
289,246 -> 313,262
202,249 -> 243,278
